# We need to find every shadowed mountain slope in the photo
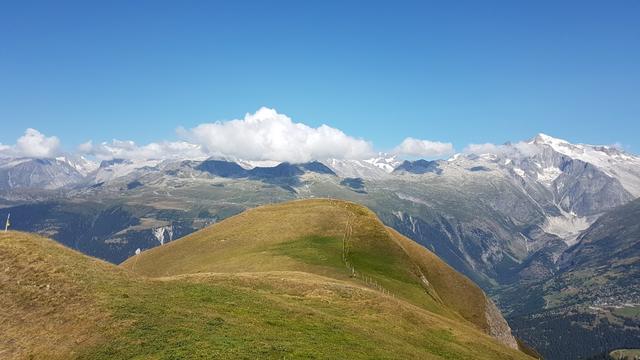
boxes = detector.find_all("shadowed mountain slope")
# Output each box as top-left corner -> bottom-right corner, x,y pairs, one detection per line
499,198 -> 640,359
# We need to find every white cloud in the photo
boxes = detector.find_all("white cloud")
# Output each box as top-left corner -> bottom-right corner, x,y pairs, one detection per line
0,128 -> 61,158
463,141 -> 541,158
464,142 -> 502,155
177,107 -> 375,163
392,137 -> 454,158
78,139 -> 207,161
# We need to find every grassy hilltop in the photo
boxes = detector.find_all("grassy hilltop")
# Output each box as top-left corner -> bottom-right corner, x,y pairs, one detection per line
1,199 -> 533,359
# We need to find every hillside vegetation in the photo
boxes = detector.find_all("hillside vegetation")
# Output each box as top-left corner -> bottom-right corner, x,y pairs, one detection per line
2,199 -> 532,359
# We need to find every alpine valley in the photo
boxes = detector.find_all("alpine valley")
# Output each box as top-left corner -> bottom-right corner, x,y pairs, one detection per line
1,133 -> 639,359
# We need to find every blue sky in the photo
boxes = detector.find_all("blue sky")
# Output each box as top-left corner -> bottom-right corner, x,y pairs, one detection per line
1,0 -> 639,157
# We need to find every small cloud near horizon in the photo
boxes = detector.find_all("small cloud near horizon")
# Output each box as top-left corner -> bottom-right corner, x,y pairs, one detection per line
392,137 -> 454,158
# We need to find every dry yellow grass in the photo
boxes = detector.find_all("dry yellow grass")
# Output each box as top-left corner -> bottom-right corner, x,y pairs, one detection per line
0,231 -> 122,359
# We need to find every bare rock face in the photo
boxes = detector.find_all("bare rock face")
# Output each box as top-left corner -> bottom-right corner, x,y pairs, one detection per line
485,297 -> 519,349
0,158 -> 85,191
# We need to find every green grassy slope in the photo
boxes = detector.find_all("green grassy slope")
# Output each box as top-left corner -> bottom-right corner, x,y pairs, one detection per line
123,200 -> 486,325
122,199 -> 522,347
1,199 -> 533,359
385,226 -> 498,334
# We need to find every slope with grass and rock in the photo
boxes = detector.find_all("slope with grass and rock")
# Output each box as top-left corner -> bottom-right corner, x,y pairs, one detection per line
1,199 -> 534,359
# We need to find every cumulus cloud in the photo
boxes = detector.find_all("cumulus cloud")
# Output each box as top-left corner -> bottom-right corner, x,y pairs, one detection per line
78,139 -> 207,161
392,137 -> 454,158
0,128 -> 61,158
178,107 -> 375,163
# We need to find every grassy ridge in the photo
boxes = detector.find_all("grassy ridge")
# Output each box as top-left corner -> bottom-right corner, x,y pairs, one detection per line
123,199 -> 490,327
1,199 -> 533,359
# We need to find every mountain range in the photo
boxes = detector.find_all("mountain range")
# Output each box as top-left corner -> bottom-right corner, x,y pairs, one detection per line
0,133 -> 638,359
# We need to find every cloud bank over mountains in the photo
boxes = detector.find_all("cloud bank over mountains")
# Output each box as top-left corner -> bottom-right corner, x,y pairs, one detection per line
77,139 -> 207,162
463,142 -> 541,158
0,107 -> 531,162
177,107 -> 375,163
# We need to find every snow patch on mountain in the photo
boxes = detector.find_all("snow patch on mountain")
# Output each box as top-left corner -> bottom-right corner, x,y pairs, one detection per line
537,166 -> 562,186
392,210 -> 419,233
363,155 -> 400,173
513,168 -> 525,178
447,153 -> 462,162
152,225 -> 174,245
0,158 -> 30,169
325,154 -> 401,179
56,156 -> 99,176
236,159 -> 281,169
395,192 -> 431,206
542,211 -> 592,246
94,159 -> 163,183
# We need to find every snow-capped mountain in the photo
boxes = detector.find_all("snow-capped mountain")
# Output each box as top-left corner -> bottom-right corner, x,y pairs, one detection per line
531,133 -> 640,196
92,158 -> 164,183
436,133 -> 640,245
55,155 -> 99,176
452,133 -> 640,200
2,134 -> 638,206
451,134 -> 640,209
325,154 -> 401,179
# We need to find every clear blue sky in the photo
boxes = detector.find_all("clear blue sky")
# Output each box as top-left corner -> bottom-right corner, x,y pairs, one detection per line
1,0 -> 639,153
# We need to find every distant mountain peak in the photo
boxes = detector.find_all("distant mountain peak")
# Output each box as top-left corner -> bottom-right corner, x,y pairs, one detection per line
530,133 -> 631,158
324,154 -> 401,179
362,154 -> 401,173
531,133 -> 569,145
